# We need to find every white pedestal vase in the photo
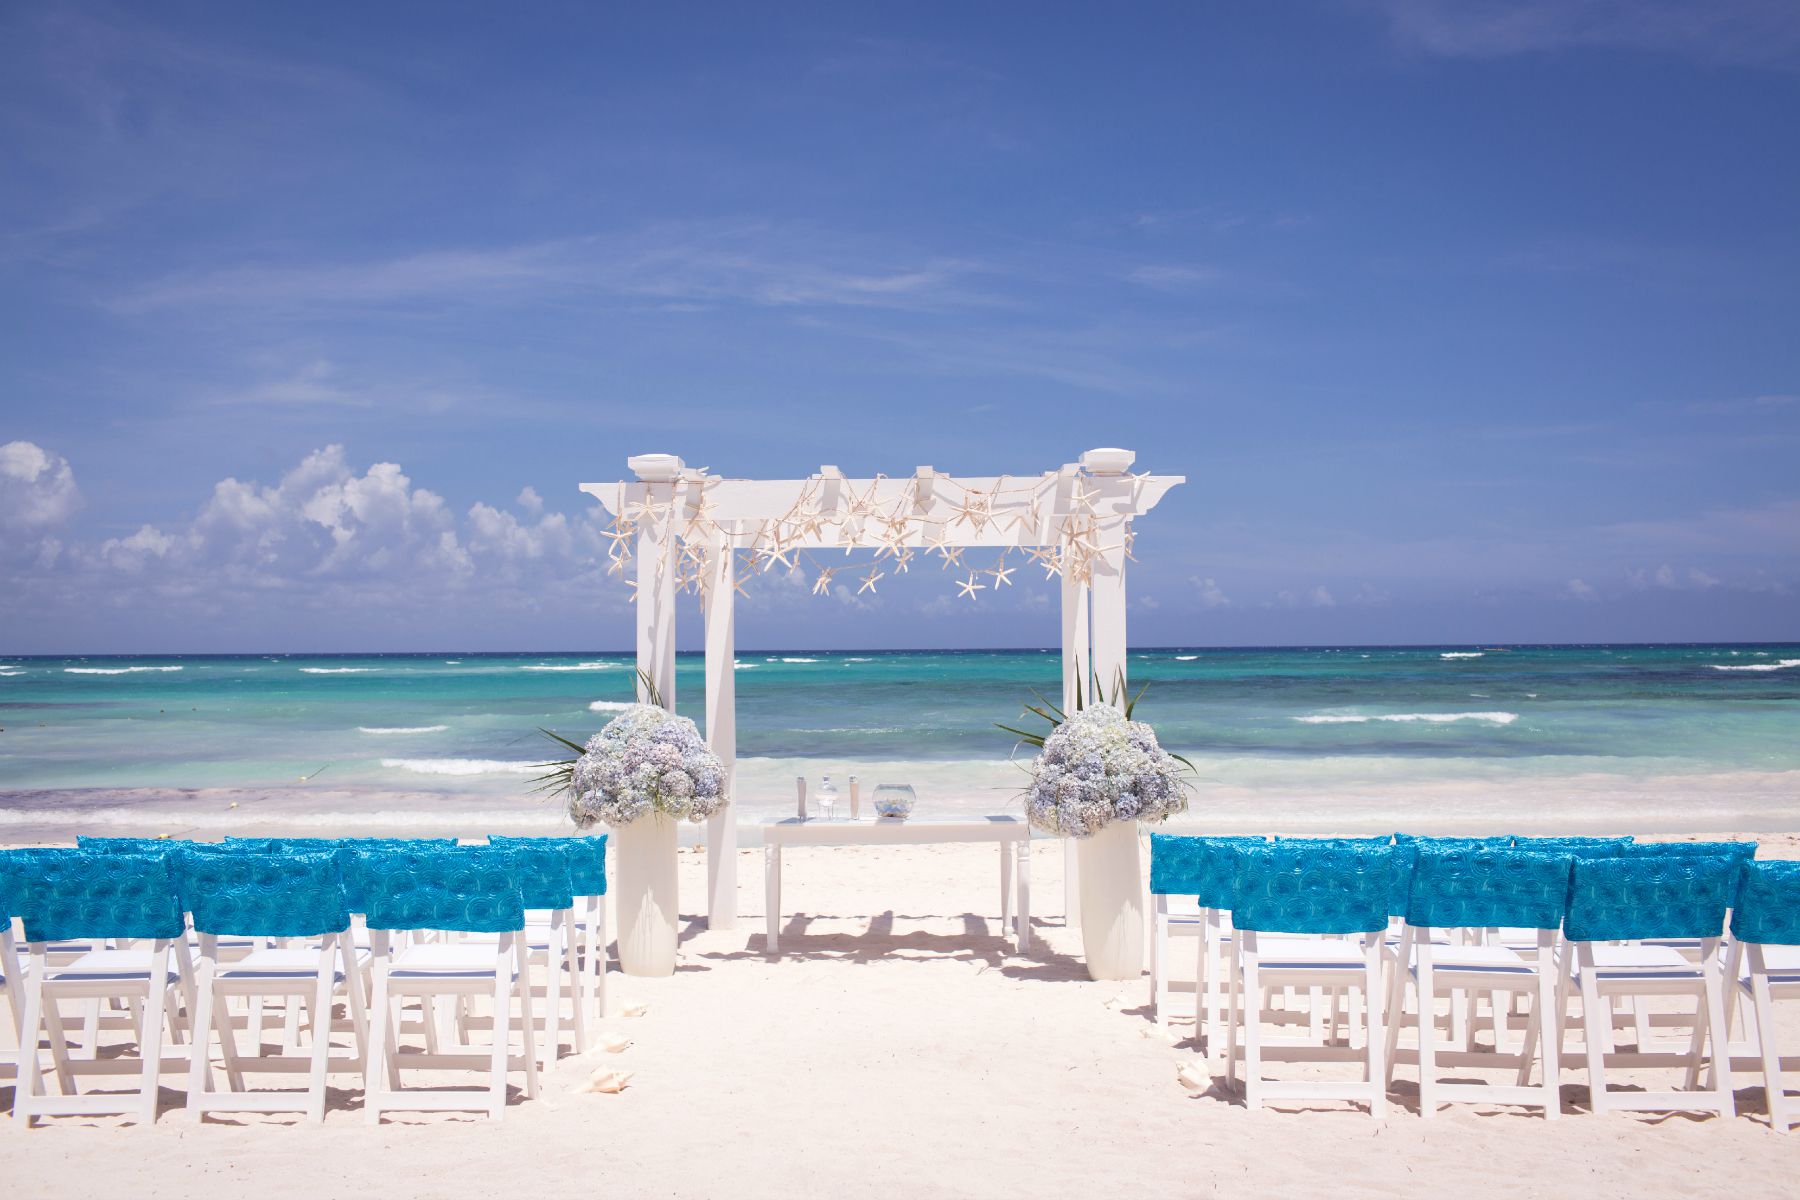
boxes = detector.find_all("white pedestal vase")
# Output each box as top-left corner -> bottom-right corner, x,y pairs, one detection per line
1076,818 -> 1144,981
614,813 -> 679,977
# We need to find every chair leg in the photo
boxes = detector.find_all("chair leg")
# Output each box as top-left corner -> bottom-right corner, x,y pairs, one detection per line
1241,933 -> 1262,1110
1701,944 -> 1734,1116
516,935 -> 540,1102
1417,945 -> 1437,1118
1747,948 -> 1789,1132
489,939 -> 514,1120
136,943 -> 171,1125
185,958 -> 217,1119
307,940 -> 336,1123
363,959 -> 391,1126
1381,926 -> 1411,1089
1224,930 -> 1240,1092
1364,938 -> 1386,1119
13,965 -> 47,1127
1574,944 -> 1610,1114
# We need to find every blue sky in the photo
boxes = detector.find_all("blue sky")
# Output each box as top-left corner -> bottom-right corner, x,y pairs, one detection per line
2,0 -> 1797,653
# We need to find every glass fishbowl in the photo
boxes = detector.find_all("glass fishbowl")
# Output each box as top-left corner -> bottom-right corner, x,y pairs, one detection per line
870,783 -> 915,819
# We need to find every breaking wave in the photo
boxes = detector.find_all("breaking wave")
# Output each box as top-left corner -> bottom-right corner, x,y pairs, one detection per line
1294,711 -> 1519,726
381,758 -> 545,776
64,666 -> 184,675
1710,659 -> 1800,673
359,725 -> 448,735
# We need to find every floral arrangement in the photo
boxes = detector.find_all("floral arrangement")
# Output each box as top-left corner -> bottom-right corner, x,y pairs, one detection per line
1019,705 -> 1189,836
541,701 -> 728,829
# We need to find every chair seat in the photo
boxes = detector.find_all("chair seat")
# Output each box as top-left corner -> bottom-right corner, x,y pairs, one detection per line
44,949 -> 181,985
1574,944 -> 1700,979
1411,944 -> 1532,975
216,946 -> 366,980
1738,944 -> 1800,985
1162,896 -> 1205,921
389,943 -> 517,979
462,924 -> 559,950
1247,937 -> 1375,969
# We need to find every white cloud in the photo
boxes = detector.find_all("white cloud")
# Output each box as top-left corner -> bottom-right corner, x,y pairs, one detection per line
1193,576 -> 1231,608
1567,578 -> 1598,602
1367,0 -> 1800,68
1308,585 -> 1336,608
1270,585 -> 1338,609
0,440 -> 82,531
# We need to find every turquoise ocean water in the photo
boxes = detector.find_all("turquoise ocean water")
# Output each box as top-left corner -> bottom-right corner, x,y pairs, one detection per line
2,645 -> 1797,838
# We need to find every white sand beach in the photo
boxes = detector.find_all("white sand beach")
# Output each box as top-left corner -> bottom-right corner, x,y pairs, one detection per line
6,835 -> 1799,1200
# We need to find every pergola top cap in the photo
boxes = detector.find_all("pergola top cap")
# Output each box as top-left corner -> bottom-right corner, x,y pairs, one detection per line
628,453 -> 686,482
1081,447 -> 1135,476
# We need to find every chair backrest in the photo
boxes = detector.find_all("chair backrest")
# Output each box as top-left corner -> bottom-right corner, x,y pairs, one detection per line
488,840 -> 575,910
1730,861 -> 1800,946
345,846 -> 525,933
1564,853 -> 1739,942
1510,835 -> 1632,854
1276,836 -> 1394,846
1149,834 -> 1256,898
490,834 -> 607,896
1388,835 -> 1513,916
1,850 -> 185,943
76,835 -> 184,853
1230,842 -> 1398,935
180,849 -> 350,937
1616,840 -> 1757,862
1405,847 -> 1573,930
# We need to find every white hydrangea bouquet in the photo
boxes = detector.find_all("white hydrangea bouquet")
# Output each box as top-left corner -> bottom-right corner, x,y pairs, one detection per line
537,676 -> 728,828
1000,671 -> 1191,837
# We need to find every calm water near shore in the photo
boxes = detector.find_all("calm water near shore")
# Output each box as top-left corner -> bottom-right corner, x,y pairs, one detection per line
2,644 -> 1797,838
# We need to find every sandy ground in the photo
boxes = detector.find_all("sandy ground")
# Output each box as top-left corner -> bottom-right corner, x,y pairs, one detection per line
6,834 -> 1800,1200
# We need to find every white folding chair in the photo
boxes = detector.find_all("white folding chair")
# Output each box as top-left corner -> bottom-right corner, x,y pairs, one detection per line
1223,842 -> 1395,1117
1558,852 -> 1738,1117
182,848 -> 370,1123
1722,860 -> 1800,1132
9,850 -> 192,1126
1384,847 -> 1572,1118
353,845 -> 541,1122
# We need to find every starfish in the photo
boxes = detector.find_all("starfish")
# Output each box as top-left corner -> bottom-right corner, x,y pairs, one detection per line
732,574 -> 751,600
988,563 -> 1016,588
625,578 -> 639,604
892,547 -> 914,574
812,567 -> 839,596
858,567 -> 884,595
1039,548 -> 1063,580
938,545 -> 964,570
948,491 -> 991,530
956,573 -> 986,600
1067,481 -> 1097,512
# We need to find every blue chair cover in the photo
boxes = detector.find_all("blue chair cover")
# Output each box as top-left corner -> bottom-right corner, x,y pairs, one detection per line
487,841 -> 575,910
1731,861 -> 1800,946
75,836 -> 184,853
1564,854 -> 1738,943
181,850 -> 350,938
1230,843 -> 1398,935
2,850 -> 185,944
1276,836 -> 1394,846
346,846 -> 525,933
1510,835 -> 1632,853
1404,848 -> 1573,930
1388,835 -> 1513,916
1616,840 -> 1757,862
489,835 -> 607,896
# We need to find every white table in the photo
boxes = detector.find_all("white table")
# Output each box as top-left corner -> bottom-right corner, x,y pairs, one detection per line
762,816 -> 1032,955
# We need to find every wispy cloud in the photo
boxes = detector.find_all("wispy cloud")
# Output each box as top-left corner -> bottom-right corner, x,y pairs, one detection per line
1365,0 -> 1800,69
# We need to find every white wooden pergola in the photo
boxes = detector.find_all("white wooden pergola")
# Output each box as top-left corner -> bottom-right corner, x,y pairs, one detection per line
580,448 -> 1184,928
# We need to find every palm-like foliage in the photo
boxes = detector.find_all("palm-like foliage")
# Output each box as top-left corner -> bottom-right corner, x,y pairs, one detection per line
531,669 -> 665,799
996,661 -> 1192,770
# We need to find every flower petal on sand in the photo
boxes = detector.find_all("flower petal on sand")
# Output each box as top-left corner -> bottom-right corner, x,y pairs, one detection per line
620,1002 -> 650,1018
1176,1062 -> 1210,1093
575,1069 -> 633,1094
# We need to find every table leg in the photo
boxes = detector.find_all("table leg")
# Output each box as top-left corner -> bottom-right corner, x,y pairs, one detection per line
764,843 -> 781,955
1015,839 -> 1031,954
1000,840 -> 1014,934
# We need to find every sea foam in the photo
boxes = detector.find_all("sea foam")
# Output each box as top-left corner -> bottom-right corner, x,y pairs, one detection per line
359,725 -> 449,735
381,758 -> 545,776
588,701 -> 634,712
1175,655 -> 1199,661
300,667 -> 377,674
1295,711 -> 1518,726
521,662 -> 620,672
64,665 -> 184,675
781,657 -> 819,663
1710,659 -> 1800,673
1440,652 -> 1485,660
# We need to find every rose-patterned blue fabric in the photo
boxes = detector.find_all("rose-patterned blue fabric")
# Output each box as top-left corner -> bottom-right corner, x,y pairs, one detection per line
485,840 -> 575,910
1730,861 -> 1800,946
75,836 -> 182,854
489,834 -> 608,896
1387,836 -> 1514,916
180,849 -> 350,937
1148,834 -> 1266,900
1404,847 -> 1573,930
1509,835 -> 1633,853
346,845 -> 525,933
1616,840 -> 1757,862
2,849 -> 185,943
1230,842 -> 1398,934
1564,852 -> 1738,942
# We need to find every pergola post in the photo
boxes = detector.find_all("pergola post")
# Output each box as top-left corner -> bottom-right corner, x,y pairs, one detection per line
1059,465 -> 1092,922
703,531 -> 738,928
631,456 -> 681,708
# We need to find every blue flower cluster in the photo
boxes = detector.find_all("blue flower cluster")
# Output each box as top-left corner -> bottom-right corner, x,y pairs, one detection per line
1022,706 -> 1188,837
569,704 -> 729,828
